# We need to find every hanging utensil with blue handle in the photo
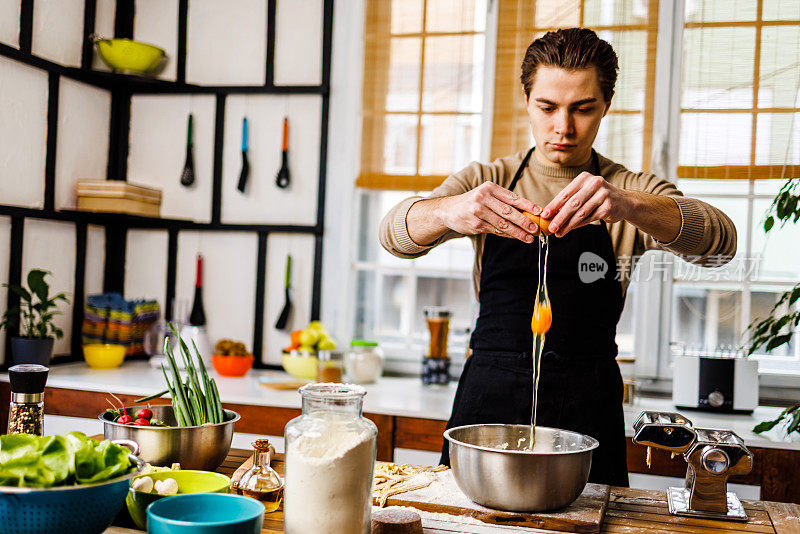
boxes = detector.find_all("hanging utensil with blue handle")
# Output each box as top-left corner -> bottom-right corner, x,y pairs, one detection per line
237,117 -> 250,192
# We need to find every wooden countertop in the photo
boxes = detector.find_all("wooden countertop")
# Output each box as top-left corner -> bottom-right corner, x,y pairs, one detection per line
106,448 -> 800,534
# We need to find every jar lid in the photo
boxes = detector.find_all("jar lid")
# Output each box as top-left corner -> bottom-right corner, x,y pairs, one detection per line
8,364 -> 49,394
351,340 -> 378,347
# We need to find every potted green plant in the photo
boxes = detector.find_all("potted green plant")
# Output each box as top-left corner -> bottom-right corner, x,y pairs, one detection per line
746,179 -> 800,438
1,269 -> 69,365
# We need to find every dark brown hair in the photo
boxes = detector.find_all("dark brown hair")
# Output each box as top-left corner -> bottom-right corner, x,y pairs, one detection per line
520,28 -> 618,102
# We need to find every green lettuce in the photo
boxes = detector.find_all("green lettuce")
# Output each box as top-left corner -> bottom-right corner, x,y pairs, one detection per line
0,431 -> 135,488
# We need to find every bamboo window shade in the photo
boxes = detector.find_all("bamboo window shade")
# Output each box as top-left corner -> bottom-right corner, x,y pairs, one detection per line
677,0 -> 800,180
358,0 -> 488,191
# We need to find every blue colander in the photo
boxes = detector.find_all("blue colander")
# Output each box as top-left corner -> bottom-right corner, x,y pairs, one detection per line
0,446 -> 144,534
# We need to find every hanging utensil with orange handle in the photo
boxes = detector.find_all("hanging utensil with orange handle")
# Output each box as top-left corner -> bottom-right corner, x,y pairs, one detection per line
275,117 -> 290,189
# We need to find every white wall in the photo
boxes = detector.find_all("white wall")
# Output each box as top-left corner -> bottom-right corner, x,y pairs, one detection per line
186,0 -> 267,86
0,0 -> 20,47
0,57 -> 48,209
134,0 -> 179,81
0,217 -> 9,362
20,220 -> 76,355
320,0 -> 364,344
55,79 -> 112,210
32,0 -> 84,67
274,0 -> 324,86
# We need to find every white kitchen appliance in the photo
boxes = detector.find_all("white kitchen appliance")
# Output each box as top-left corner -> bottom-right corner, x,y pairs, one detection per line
672,353 -> 758,414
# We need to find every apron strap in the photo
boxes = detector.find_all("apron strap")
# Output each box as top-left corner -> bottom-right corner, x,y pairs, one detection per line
508,148 -> 602,192
508,147 -> 535,192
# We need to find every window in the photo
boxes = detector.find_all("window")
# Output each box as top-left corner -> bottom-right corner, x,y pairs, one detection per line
358,0 -> 488,191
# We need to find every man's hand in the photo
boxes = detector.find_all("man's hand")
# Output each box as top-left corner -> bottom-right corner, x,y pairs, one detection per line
541,171 -> 631,238
407,182 -> 542,246
540,171 -> 681,243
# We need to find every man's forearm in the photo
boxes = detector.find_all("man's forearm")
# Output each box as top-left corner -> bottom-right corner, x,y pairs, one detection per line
406,197 -> 451,246
625,191 -> 681,243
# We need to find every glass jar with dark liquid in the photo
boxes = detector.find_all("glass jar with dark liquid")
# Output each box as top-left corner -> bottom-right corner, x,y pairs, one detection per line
236,439 -> 284,512
422,307 -> 451,385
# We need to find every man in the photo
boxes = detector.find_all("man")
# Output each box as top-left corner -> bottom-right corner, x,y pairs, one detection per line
379,28 -> 736,487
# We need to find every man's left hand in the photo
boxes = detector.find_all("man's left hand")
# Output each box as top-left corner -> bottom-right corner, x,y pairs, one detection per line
540,172 -> 632,238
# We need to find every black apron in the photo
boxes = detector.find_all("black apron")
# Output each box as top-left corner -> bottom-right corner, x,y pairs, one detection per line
441,147 -> 630,488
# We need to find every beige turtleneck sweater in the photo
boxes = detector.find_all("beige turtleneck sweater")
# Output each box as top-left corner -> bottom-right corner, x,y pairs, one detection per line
379,149 -> 737,297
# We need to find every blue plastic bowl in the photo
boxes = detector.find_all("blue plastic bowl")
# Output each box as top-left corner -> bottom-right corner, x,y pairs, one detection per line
147,493 -> 265,534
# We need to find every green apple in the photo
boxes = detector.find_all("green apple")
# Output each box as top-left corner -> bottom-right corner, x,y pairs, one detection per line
299,330 -> 318,347
317,338 -> 336,351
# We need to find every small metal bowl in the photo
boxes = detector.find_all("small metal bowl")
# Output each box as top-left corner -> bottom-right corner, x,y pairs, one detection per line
101,405 -> 240,471
444,424 -> 598,512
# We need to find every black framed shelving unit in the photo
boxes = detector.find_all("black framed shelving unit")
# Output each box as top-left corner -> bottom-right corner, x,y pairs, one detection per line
0,0 -> 334,369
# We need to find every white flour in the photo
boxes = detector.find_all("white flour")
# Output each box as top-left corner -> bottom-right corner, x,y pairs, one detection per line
284,423 -> 375,534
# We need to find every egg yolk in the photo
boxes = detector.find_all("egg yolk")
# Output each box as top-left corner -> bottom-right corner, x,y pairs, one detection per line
531,304 -> 552,334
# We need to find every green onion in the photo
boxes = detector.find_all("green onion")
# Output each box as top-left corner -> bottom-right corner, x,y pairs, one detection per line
134,389 -> 169,403
147,322 -> 227,427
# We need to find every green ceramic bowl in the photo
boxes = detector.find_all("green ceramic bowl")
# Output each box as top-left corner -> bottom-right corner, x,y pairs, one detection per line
125,470 -> 231,530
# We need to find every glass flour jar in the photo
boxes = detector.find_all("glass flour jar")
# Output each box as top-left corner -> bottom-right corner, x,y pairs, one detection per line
283,383 -> 377,534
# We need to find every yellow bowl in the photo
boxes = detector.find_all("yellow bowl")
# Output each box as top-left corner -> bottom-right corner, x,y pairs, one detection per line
96,38 -> 165,73
83,343 -> 126,369
281,352 -> 318,380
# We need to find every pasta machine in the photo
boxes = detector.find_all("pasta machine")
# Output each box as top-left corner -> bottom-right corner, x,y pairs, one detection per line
632,411 -> 754,521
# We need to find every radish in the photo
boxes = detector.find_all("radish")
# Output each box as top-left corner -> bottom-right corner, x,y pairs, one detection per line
117,414 -> 133,424
134,418 -> 151,426
136,407 -> 153,420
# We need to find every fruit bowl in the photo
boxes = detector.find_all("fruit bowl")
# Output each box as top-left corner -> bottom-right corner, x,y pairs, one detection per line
212,354 -> 254,377
281,351 -> 317,380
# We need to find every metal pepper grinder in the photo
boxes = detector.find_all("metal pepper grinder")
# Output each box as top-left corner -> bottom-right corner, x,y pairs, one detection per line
7,364 -> 49,435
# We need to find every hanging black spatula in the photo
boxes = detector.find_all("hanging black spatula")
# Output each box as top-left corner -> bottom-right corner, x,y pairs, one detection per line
275,117 -> 290,188
237,117 -> 250,192
180,114 -> 195,187
274,255 -> 293,330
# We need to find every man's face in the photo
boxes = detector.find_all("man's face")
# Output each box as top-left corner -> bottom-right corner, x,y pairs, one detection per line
524,66 -> 610,167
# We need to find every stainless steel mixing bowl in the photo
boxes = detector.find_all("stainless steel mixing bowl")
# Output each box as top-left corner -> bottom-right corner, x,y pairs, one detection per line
444,424 -> 598,512
101,405 -> 240,471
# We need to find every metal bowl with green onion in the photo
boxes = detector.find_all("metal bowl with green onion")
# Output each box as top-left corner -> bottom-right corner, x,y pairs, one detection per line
100,405 -> 239,471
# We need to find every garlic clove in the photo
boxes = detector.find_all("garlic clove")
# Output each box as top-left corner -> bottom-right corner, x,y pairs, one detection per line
154,477 -> 179,496
132,476 -> 154,493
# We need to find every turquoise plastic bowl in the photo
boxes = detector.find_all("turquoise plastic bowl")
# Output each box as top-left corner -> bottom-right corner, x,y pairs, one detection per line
146,493 -> 264,533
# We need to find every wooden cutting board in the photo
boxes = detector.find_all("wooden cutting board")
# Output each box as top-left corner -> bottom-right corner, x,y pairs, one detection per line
378,469 -> 610,534
229,455 -> 255,493
230,455 -> 608,533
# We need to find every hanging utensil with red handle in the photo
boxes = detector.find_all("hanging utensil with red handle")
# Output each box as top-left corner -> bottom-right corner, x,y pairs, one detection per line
275,117 -> 290,189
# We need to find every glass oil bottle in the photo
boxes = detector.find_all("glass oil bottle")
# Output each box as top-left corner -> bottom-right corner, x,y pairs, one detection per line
236,439 -> 284,512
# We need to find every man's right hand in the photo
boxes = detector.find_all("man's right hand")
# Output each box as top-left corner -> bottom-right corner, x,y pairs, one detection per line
407,182 -> 542,246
